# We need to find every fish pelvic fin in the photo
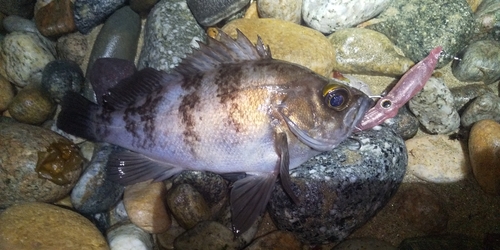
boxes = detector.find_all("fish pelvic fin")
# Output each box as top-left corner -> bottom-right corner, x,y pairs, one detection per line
175,29 -> 271,77
276,132 -> 300,204
57,92 -> 100,141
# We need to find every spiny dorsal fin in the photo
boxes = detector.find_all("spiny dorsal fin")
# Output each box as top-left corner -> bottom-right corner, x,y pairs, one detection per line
175,29 -> 272,77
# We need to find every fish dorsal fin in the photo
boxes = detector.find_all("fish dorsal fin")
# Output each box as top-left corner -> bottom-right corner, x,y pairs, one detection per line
175,29 -> 272,77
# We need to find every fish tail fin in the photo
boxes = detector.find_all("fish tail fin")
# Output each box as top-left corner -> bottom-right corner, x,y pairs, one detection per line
57,92 -> 101,141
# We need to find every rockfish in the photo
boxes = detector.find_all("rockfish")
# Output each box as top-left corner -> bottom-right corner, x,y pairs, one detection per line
57,30 -> 373,235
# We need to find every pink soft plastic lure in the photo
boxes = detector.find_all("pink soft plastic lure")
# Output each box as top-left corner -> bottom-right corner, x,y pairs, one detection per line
355,46 -> 443,131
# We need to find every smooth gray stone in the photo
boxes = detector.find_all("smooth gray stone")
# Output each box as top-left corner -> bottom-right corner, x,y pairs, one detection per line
2,15 -> 38,33
461,92 -> 500,127
186,0 -> 250,26
0,0 -> 36,18
452,40 -> 500,84
450,84 -> 493,112
73,0 -> 127,34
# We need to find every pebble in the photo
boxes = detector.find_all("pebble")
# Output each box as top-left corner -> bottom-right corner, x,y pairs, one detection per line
461,92 -> 500,127
2,15 -> 38,33
129,0 -> 158,16
56,32 -> 89,66
0,0 -> 36,18
155,219 -> 186,250
450,84 -> 494,112
107,222 -> 154,250
395,184 -> 449,233
186,0 -> 250,26
268,126 -> 407,244
302,0 -> 391,34
73,0 -> 127,34
8,83 -> 55,124
221,18 -> 335,76
0,122 -> 84,208
475,0 -> 500,41
469,119 -> 500,195
245,231 -> 303,250
328,28 -> 414,76
257,0 -> 302,24
408,77 -> 460,134
138,0 -> 206,72
398,234 -> 483,250
0,75 -> 14,112
174,221 -> 242,250
368,0 -> 475,68
71,144 -> 125,214
166,183 -> 211,230
0,202 -> 108,249
34,0 -> 76,37
0,31 -> 55,87
452,40 -> 500,84
333,237 -> 397,250
123,181 -> 171,234
41,59 -> 84,102
382,105 -> 420,140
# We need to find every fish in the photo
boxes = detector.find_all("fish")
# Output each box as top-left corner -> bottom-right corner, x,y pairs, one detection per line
57,30 -> 374,235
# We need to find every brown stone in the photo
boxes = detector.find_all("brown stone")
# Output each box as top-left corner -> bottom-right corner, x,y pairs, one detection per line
166,183 -> 211,229
8,83 -> 55,125
469,119 -> 500,195
34,0 -> 76,37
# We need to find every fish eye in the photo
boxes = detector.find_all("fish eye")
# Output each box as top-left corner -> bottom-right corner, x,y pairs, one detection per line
322,84 -> 350,111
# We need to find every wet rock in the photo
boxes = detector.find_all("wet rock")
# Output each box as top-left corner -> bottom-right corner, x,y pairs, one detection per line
0,122 -> 84,208
382,105 -> 419,140
484,233 -> 500,249
174,221 -> 241,250
155,219 -> 186,250
333,237 -> 397,250
461,92 -> 500,127
475,0 -> 500,41
56,32 -> 88,66
73,0 -> 127,34
34,0 -> 76,37
41,59 -> 84,102
408,77 -> 460,134
166,183 -> 211,229
450,84 -> 494,112
245,231 -> 303,250
107,222 -> 153,250
398,234 -> 483,250
2,15 -> 38,33
0,202 -> 108,249
268,126 -> 407,244
302,0 -> 391,34
221,18 -> 335,76
0,31 -> 55,87
0,75 -> 14,112
406,134 -> 469,183
257,0 -> 302,24
186,0 -> 250,26
138,0 -> 205,72
8,83 -> 55,124
469,119 -> 500,195
129,0 -> 158,16
368,0 -> 475,68
0,0 -> 36,18
327,28 -> 414,76
123,181 -> 170,234
452,40 -> 500,84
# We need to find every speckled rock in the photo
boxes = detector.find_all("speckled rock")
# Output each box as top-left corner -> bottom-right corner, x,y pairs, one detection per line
475,0 -> 500,41
0,0 -> 36,18
34,0 -> 76,37
0,122 -> 84,208
186,0 -> 250,26
129,0 -> 158,16
302,0 -> 391,34
461,92 -> 500,127
382,105 -> 419,140
8,83 -> 55,124
56,32 -> 88,66
398,234 -> 483,250
2,15 -> 38,33
452,40 -> 500,84
406,134 -> 469,183
333,238 -> 397,250
0,202 -> 109,249
41,59 -> 84,102
450,84 -> 494,112
221,18 -> 335,76
0,31 -> 55,87
268,126 -> 407,244
327,28 -> 414,76
123,181 -> 170,234
107,222 -> 153,250
408,77 -> 460,134
0,75 -> 14,112
174,221 -> 242,250
257,0 -> 302,23
166,183 -> 211,230
245,231 -> 303,250
469,119 -> 500,195
368,0 -> 475,68
138,0 -> 206,72
73,0 -> 127,34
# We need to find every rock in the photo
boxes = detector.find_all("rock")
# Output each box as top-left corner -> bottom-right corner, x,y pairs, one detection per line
406,134 -> 469,183
56,32 -> 88,66
129,0 -> 158,16
166,183 -> 211,230
138,0 -> 206,72
123,181 -> 170,234
452,40 -> 500,84
41,59 -> 84,102
257,0 -> 302,24
450,84 -> 494,112
186,0 -> 250,26
2,15 -> 38,33
0,122 -> 84,208
8,83 -> 55,124
382,105 -> 419,140
109,200 -> 129,226
327,28 -> 414,76
245,231 -> 303,250
469,119 -> 500,195
368,0 -> 475,68
34,0 -> 76,37
107,222 -> 153,250
73,0 -> 127,34
0,31 -> 55,87
221,18 -> 335,76
395,184 -> 449,234
0,202 -> 108,249
461,92 -> 500,127
302,0 -> 391,34
268,126 -> 407,244
333,237 -> 397,250
174,221 -> 242,250
398,234 -> 483,250
484,233 -> 500,250
408,77 -> 460,134
475,0 -> 500,41
0,75 -> 14,112
0,0 -> 36,18
155,219 -> 186,250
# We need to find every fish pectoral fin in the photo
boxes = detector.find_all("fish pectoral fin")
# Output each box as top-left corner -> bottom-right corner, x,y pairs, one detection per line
230,172 -> 277,236
219,172 -> 247,182
106,150 -> 183,185
276,132 -> 299,204
279,111 -> 335,151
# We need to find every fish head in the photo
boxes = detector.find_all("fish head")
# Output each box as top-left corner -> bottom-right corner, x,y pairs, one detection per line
279,78 -> 374,151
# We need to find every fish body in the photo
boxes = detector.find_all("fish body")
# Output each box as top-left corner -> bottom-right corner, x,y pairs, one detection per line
57,31 -> 373,234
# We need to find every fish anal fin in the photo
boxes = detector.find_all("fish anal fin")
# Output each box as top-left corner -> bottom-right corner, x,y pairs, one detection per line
107,150 -> 183,185
276,132 -> 300,204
